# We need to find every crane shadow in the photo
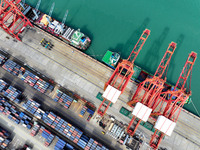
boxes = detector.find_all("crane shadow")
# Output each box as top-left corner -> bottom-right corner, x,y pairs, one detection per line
166,34 -> 185,84
121,17 -> 150,59
141,27 -> 170,71
109,17 -> 150,59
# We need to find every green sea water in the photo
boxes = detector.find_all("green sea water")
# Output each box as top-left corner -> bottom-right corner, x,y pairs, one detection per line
27,0 -> 200,117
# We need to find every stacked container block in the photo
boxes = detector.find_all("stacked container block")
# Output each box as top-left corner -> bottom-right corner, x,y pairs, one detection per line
41,129 -> 55,146
79,106 -> 87,118
53,90 -> 63,102
21,70 -> 39,87
42,111 -> 108,150
1,58 -> 52,94
0,54 -> 7,65
2,85 -> 21,101
0,126 -> 11,149
86,108 -> 95,121
23,99 -> 45,119
42,111 -> 84,145
2,59 -> 17,73
12,64 -> 23,76
31,124 -> 40,136
54,137 -> 74,150
53,90 -> 73,109
0,97 -> 33,129
6,96 -> 108,150
0,80 -> 7,92
54,138 -> 66,150
34,78 -> 50,93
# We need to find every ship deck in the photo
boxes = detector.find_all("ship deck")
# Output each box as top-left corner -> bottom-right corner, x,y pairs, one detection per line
0,26 -> 199,150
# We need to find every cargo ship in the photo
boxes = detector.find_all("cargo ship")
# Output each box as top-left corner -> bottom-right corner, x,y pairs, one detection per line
19,2 -> 91,50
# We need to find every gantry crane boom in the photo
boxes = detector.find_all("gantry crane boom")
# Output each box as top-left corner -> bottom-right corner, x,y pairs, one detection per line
149,52 -> 197,150
0,0 -> 33,41
97,29 -> 150,116
48,2 -> 55,17
126,42 -> 176,136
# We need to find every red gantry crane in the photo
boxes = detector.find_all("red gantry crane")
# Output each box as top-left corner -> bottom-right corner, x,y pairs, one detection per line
97,29 -> 150,116
126,42 -> 176,136
0,0 -> 33,41
149,52 -> 197,149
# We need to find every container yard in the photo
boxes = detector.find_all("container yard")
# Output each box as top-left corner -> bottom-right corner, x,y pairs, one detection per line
0,76 -> 111,149
0,125 -> 12,149
0,0 -> 199,150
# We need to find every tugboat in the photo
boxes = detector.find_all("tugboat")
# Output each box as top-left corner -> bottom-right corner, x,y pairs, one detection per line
102,50 -> 120,69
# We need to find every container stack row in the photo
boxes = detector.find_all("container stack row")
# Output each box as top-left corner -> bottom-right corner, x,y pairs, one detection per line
0,126 -> 11,148
42,111 -> 108,150
79,106 -> 95,121
54,138 -> 67,150
80,136 -> 108,150
0,54 -> 52,94
2,59 -> 16,73
0,53 -> 7,65
79,106 -> 87,117
21,70 -> 39,87
2,59 -> 24,76
54,137 -> 74,150
34,78 -> 50,93
43,111 -> 56,126
2,85 -> 22,101
42,111 -> 85,145
41,129 -> 55,146
86,108 -> 95,121
53,90 -> 73,109
38,126 -> 55,147
0,126 -> 11,149
0,79 -> 7,92
21,98 -> 109,150
0,97 -> 33,129
31,124 -> 40,136
22,99 -> 45,119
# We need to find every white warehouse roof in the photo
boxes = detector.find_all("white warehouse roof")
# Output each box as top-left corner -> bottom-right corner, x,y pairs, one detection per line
132,102 -> 152,122
102,85 -> 121,103
154,115 -> 176,136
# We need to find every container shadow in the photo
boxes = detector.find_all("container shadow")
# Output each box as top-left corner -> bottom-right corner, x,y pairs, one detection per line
141,27 -> 170,71
167,34 -> 185,84
15,55 -> 27,65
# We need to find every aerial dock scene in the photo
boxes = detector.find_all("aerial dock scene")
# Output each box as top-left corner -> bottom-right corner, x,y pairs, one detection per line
0,0 -> 199,150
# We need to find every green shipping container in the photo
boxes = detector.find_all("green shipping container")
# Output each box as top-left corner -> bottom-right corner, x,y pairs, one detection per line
119,107 -> 130,116
132,65 -> 141,79
127,112 -> 133,119
143,121 -> 154,131
96,92 -> 112,107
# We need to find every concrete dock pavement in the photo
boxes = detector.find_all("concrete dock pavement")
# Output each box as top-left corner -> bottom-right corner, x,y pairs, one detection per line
0,113 -> 50,150
0,27 -> 199,150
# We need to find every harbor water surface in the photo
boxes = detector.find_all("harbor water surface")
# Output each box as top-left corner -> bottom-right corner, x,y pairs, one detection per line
27,0 -> 200,116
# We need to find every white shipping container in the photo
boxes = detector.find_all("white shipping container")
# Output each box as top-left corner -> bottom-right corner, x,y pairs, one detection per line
154,115 -> 176,136
132,102 -> 152,122
103,85 -> 121,103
